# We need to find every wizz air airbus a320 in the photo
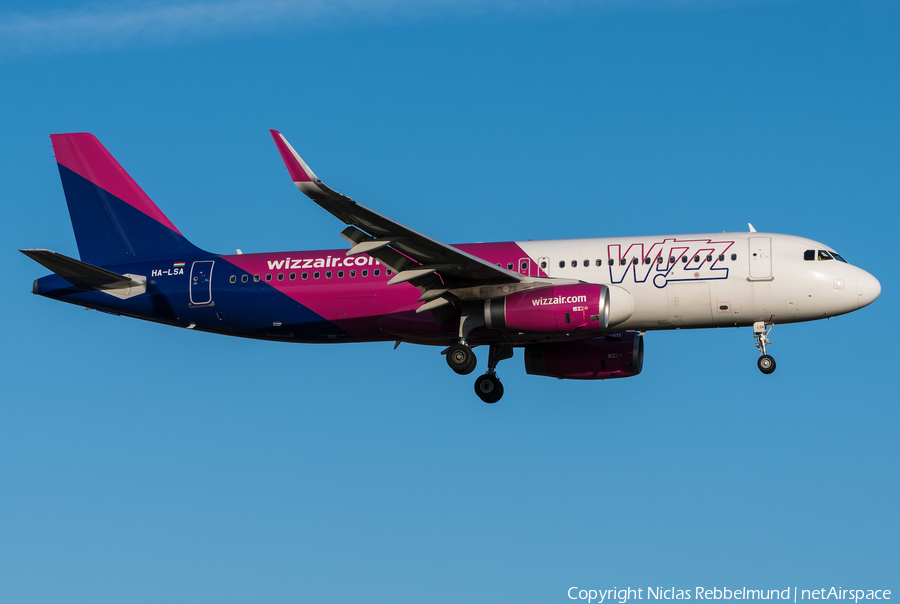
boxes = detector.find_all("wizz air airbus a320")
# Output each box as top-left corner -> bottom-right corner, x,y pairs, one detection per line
23,132 -> 881,403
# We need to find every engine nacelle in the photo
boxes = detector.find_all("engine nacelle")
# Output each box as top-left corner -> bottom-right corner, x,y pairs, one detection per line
484,283 -> 609,334
524,332 -> 644,380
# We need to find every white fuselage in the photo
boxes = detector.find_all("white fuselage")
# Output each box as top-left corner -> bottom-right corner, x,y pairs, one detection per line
517,232 -> 880,331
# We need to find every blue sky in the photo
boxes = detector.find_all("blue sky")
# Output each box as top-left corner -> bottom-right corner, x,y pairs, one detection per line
1,1 -> 898,602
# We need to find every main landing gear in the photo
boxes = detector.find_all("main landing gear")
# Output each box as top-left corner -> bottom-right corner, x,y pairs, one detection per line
445,342 -> 477,375
753,321 -> 776,375
442,342 -> 513,403
474,344 -> 513,404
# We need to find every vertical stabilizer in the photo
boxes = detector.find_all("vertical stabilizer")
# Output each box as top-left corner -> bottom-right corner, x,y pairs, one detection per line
51,133 -> 205,266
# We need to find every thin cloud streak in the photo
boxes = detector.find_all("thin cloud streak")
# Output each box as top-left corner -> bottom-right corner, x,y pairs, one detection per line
0,0 -> 350,53
0,0 -> 747,55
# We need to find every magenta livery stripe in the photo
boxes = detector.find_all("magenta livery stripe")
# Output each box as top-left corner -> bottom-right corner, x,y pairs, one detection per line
223,241 -> 545,333
223,250 -> 415,331
50,133 -> 184,235
269,130 -> 313,183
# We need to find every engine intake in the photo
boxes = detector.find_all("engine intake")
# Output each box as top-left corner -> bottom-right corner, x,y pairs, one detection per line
484,283 -> 609,334
524,332 -> 644,380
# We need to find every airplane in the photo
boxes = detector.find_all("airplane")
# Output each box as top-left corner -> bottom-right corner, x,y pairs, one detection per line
22,131 -> 881,403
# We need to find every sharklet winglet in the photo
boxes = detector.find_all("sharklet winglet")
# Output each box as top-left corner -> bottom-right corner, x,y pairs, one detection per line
269,129 -> 318,184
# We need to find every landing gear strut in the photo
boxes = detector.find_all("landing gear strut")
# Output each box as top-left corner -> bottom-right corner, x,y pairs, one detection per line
444,309 -> 485,376
474,344 -> 513,404
753,321 -> 776,375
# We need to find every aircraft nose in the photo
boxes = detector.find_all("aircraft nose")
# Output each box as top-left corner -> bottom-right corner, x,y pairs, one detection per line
857,269 -> 881,309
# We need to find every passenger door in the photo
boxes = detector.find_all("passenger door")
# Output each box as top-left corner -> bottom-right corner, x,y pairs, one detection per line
190,260 -> 215,306
748,237 -> 772,280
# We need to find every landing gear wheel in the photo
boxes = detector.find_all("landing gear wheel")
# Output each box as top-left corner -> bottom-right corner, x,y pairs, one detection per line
446,343 -> 477,375
474,374 -> 504,404
757,355 -> 776,374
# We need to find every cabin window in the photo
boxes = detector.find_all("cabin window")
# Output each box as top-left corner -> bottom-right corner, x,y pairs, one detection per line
817,250 -> 834,261
338,270 -> 344,278
571,260 -> 577,268
540,261 -> 547,269
596,259 -> 603,267
731,253 -> 737,261
583,260 -> 589,267
620,258 -> 627,266
265,274 -> 272,281
669,256 -> 675,264
374,269 -> 380,277
608,259 -> 614,266
681,256 -> 687,263
523,262 -> 529,271
632,258 -> 638,265
314,271 -> 320,279
507,263 -> 513,270
277,273 -> 284,281
362,269 -> 368,277
656,257 -> 663,264
302,272 -> 308,280
559,261 -> 565,268
290,273 -> 296,280
326,271 -> 332,278
644,257 -> 651,265
386,270 -> 392,276
253,274 -> 260,282
242,275 -> 248,283
694,255 -> 700,263
350,270 -> 356,277
229,275 -> 236,283
804,250 -> 815,261
719,254 -> 725,262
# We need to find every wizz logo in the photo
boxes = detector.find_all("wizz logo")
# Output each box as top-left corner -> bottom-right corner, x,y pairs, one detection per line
606,238 -> 735,288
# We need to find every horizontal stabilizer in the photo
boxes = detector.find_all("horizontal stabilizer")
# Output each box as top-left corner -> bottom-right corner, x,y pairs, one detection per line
21,249 -> 135,289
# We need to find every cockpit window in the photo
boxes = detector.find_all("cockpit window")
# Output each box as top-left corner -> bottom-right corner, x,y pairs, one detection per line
803,250 -> 815,261
817,250 -> 833,261
831,251 -> 848,263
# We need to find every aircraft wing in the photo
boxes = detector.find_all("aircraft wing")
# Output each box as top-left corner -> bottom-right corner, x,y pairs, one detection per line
269,130 -> 527,313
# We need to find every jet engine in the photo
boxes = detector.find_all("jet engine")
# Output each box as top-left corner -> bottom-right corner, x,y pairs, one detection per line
483,283 -> 609,334
523,332 -> 644,380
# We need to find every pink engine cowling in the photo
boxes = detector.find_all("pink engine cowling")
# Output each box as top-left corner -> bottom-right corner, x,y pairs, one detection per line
523,332 -> 644,380
483,283 -> 610,334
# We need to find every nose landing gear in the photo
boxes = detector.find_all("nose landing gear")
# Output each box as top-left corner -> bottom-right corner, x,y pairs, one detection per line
753,321 -> 776,375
